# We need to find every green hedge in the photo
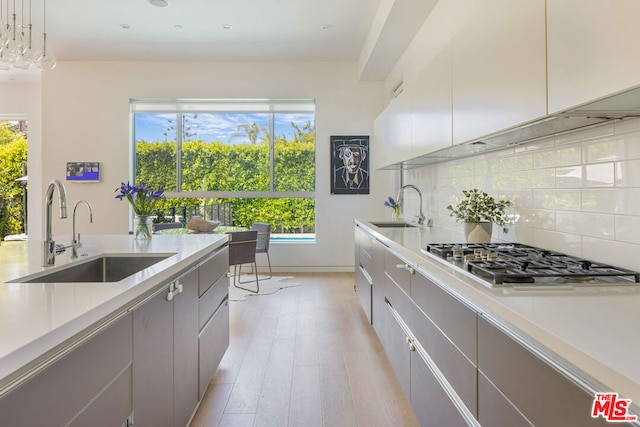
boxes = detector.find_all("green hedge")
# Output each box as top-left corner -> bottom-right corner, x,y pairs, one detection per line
0,123 -> 27,238
136,138 -> 315,232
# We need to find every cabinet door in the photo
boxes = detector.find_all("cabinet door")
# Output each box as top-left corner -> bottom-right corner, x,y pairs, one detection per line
133,287 -> 174,427
411,44 -> 453,156
452,0 -> 546,144
199,300 -> 230,399
371,239 -> 387,338
547,0 -> 640,113
384,303 -> 411,398
374,92 -> 413,169
411,350 -> 471,427
174,269 -> 200,427
478,372 -> 531,427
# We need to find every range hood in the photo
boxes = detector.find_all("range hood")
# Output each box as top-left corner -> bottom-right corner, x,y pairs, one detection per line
383,86 -> 640,170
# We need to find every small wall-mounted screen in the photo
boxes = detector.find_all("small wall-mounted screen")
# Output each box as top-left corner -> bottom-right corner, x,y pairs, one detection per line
66,162 -> 100,182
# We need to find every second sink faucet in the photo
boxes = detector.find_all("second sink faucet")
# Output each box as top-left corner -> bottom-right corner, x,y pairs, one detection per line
71,200 -> 93,259
43,179 -> 68,266
397,184 -> 426,225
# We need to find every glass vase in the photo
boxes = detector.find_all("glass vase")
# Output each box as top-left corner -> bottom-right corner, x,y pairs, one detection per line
392,207 -> 402,221
134,215 -> 153,240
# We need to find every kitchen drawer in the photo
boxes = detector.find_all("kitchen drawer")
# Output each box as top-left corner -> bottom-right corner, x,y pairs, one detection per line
411,271 -> 477,363
0,312 -> 133,426
411,350 -> 471,427
478,371 -> 531,427
355,225 -> 373,258
478,316 -> 620,427
384,270 -> 412,322
67,365 -> 132,427
359,246 -> 373,276
199,273 -> 229,330
199,300 -> 230,399
384,249 -> 411,297
409,301 -> 477,417
199,246 -> 229,297
355,264 -> 372,323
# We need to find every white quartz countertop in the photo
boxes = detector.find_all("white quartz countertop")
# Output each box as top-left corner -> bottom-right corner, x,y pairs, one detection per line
355,219 -> 640,413
0,234 -> 227,391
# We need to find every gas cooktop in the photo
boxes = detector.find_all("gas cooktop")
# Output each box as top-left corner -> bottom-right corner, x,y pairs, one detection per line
424,243 -> 640,287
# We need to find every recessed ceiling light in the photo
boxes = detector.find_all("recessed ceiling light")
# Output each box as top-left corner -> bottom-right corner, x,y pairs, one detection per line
120,24 -> 130,29
174,24 -> 183,29
148,0 -> 170,7
221,24 -> 232,30
321,24 -> 333,30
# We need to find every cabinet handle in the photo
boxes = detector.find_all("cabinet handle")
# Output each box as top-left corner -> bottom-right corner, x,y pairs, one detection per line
396,263 -> 415,275
166,281 -> 183,301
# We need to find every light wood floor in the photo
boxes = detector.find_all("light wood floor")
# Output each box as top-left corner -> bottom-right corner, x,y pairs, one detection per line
190,272 -> 419,427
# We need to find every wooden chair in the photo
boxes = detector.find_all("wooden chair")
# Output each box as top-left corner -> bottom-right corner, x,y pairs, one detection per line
227,230 -> 259,293
251,222 -> 272,279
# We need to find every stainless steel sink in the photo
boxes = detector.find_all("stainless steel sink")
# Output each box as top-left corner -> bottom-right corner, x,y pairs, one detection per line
370,221 -> 417,228
11,254 -> 173,283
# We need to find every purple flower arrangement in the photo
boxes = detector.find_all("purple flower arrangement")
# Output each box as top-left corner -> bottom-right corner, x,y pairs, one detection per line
115,181 -> 165,216
384,196 -> 401,220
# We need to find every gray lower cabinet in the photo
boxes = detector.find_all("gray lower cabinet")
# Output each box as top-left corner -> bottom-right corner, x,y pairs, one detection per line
133,268 -> 199,427
0,312 -> 133,427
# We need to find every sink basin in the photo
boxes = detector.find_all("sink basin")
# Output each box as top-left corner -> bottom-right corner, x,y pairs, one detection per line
370,221 -> 417,228
11,254 -> 173,283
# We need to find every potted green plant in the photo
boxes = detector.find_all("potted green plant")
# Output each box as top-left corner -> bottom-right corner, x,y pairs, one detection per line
446,188 -> 511,243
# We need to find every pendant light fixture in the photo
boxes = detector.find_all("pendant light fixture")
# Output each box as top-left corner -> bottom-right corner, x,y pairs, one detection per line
0,0 -> 54,71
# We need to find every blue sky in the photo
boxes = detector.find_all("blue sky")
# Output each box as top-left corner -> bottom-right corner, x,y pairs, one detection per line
135,113 -> 313,144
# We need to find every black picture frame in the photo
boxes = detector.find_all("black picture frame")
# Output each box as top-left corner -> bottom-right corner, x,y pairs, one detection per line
330,135 -> 369,194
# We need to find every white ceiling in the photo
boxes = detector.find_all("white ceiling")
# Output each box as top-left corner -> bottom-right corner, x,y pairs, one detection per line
0,0 -> 435,83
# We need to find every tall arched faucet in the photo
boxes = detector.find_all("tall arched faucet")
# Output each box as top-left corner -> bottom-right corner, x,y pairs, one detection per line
43,179 -> 68,266
397,184 -> 426,225
71,200 -> 93,259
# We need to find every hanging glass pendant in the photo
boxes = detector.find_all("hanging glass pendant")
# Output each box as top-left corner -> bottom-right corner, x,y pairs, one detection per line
34,31 -> 54,69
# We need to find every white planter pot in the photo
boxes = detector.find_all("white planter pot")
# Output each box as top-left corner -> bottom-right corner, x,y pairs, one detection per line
464,222 -> 492,243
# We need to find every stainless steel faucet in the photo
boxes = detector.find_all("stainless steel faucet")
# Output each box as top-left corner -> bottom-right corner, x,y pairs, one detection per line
43,179 -> 68,266
70,200 -> 93,260
397,184 -> 427,225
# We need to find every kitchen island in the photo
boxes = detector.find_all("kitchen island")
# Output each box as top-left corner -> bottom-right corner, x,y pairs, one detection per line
355,218 -> 640,426
0,233 -> 229,426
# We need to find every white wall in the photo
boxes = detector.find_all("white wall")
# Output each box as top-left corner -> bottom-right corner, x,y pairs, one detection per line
38,61 -> 392,271
0,82 -> 43,241
407,119 -> 640,272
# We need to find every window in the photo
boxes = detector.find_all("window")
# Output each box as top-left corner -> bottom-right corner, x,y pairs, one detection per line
131,99 -> 316,237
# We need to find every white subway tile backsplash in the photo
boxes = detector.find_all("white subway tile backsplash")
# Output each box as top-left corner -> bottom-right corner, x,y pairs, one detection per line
583,189 -> 640,214
615,215 -> 640,245
615,159 -> 640,187
556,211 -> 614,240
555,166 -> 582,188
533,143 -> 582,169
583,163 -> 615,187
533,189 -> 581,211
582,237 -> 640,271
405,117 -> 640,263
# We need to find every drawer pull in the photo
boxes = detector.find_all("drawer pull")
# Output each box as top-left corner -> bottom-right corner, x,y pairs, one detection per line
396,263 -> 415,275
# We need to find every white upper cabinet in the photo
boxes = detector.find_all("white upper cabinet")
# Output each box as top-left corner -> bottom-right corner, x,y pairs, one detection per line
547,0 -> 640,113
451,0 -> 547,144
373,90 -> 413,169
411,44 -> 453,157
